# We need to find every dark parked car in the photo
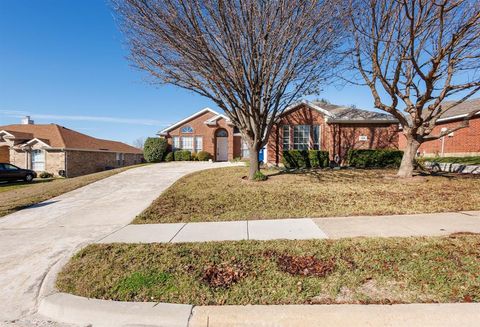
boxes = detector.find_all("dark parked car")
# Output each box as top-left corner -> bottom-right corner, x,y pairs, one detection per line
0,163 -> 37,182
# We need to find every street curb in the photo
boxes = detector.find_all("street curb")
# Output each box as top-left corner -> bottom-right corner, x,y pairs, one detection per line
38,293 -> 192,327
190,303 -> 480,327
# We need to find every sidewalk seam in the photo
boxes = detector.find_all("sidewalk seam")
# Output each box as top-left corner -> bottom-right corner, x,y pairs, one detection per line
187,304 -> 196,327
169,223 -> 188,243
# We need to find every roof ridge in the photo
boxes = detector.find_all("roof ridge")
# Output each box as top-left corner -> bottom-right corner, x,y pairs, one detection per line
52,124 -> 68,148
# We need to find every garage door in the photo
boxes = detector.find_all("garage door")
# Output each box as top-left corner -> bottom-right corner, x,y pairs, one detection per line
0,146 -> 9,163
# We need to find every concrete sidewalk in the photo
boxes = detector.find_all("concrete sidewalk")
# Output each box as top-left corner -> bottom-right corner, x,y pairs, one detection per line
97,211 -> 480,244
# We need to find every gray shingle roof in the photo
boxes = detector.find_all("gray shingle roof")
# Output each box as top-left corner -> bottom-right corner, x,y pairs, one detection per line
311,102 -> 397,122
438,98 -> 480,120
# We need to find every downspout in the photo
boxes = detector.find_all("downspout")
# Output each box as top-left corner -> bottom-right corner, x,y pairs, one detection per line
64,149 -> 68,178
440,127 -> 447,157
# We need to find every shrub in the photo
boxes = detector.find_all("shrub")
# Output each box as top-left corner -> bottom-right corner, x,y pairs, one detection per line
347,149 -> 403,168
191,152 -> 198,161
308,150 -> 330,168
174,150 -> 192,161
143,137 -> 168,163
39,171 -> 53,179
283,150 -> 330,169
253,171 -> 268,181
197,151 -> 213,161
165,152 -> 174,162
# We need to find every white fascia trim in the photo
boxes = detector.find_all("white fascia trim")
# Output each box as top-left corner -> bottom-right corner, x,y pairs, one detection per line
282,100 -> 336,118
204,114 -> 232,126
157,107 -> 221,135
20,138 -> 52,148
436,110 -> 480,123
0,130 -> 15,138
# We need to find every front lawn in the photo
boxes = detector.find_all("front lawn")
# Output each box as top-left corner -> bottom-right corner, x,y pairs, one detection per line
0,164 -> 146,217
57,235 -> 480,305
134,167 -> 480,224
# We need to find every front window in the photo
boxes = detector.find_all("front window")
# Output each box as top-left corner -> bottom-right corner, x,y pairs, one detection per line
173,136 -> 180,149
195,136 -> 203,152
31,149 -> 45,171
313,125 -> 320,150
116,153 -> 125,166
282,125 -> 290,150
181,136 -> 194,152
241,139 -> 250,158
293,125 -> 310,150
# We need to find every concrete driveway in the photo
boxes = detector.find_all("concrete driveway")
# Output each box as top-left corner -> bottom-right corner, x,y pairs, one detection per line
0,162 -> 236,326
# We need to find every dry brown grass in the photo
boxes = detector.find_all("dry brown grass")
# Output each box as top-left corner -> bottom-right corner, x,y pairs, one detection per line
134,167 -> 480,223
56,235 -> 480,305
0,165 -> 146,217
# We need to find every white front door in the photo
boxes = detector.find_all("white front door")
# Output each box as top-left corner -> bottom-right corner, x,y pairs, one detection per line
216,137 -> 228,161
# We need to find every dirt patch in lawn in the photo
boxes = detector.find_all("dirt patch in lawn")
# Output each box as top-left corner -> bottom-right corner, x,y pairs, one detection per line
134,167 -> 480,223
57,235 -> 480,305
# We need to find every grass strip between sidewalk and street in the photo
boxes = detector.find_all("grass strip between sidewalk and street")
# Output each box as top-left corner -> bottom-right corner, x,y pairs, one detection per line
134,167 -> 480,224
57,235 -> 480,305
0,164 -> 147,218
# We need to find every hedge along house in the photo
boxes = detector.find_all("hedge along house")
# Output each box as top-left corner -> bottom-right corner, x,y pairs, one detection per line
398,98 -> 480,157
158,102 -> 399,164
0,117 -> 143,177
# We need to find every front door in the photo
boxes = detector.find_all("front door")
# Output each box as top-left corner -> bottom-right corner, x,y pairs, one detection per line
216,137 -> 228,161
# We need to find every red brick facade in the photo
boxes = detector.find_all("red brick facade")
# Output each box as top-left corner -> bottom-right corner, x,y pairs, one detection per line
162,105 -> 399,165
398,115 -> 480,157
267,104 -> 399,164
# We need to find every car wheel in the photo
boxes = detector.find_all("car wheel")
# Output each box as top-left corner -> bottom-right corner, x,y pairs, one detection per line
24,174 -> 34,182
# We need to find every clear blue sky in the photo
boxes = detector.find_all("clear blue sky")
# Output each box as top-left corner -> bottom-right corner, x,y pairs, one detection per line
0,0 -> 375,145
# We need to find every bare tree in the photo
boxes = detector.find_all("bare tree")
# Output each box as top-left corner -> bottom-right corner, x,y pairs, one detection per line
112,0 -> 345,179
348,0 -> 480,178
132,137 -> 145,149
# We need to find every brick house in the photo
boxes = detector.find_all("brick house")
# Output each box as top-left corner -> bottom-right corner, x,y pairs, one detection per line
0,118 -> 143,177
158,101 -> 399,164
398,99 -> 480,157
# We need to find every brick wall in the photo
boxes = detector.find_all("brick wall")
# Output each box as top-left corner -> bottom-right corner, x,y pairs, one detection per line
267,104 -> 399,164
9,149 -> 27,169
0,146 -> 9,163
166,111 -> 241,160
398,116 -> 480,156
45,151 -> 65,175
66,151 -> 143,177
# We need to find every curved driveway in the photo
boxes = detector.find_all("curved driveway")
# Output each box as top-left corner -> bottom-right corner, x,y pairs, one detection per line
0,162 -> 236,326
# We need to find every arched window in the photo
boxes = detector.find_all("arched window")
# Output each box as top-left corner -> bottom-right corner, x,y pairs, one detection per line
181,125 -> 194,133
215,129 -> 228,137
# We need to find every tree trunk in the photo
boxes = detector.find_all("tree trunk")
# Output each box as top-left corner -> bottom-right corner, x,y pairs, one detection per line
248,145 -> 261,180
397,136 -> 421,178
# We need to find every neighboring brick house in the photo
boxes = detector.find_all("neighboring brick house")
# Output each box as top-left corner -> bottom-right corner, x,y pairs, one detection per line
398,99 -> 480,157
158,101 -> 399,164
0,118 -> 143,177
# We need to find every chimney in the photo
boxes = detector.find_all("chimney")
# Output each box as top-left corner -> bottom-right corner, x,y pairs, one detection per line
21,116 -> 34,125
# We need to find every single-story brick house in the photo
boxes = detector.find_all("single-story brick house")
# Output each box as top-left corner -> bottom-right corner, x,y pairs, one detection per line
0,117 -> 143,177
399,98 -> 480,157
158,101 -> 400,164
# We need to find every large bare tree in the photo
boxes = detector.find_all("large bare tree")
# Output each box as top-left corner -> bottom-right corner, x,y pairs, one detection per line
113,0 -> 345,179
348,0 -> 480,178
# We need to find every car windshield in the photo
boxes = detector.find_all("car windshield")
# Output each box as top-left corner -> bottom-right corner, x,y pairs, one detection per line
3,164 -> 19,170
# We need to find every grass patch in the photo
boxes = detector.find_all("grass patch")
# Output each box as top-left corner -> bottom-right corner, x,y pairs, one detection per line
0,164 -> 147,218
134,167 -> 480,223
427,156 -> 480,165
0,178 -> 55,193
57,235 -> 480,305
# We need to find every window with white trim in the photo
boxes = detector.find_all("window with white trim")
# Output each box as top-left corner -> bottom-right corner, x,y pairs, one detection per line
241,139 -> 250,158
313,125 -> 321,150
282,125 -> 290,151
31,149 -> 45,171
173,136 -> 180,149
195,136 -> 203,152
181,136 -> 194,152
116,153 -> 125,166
293,125 -> 310,150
